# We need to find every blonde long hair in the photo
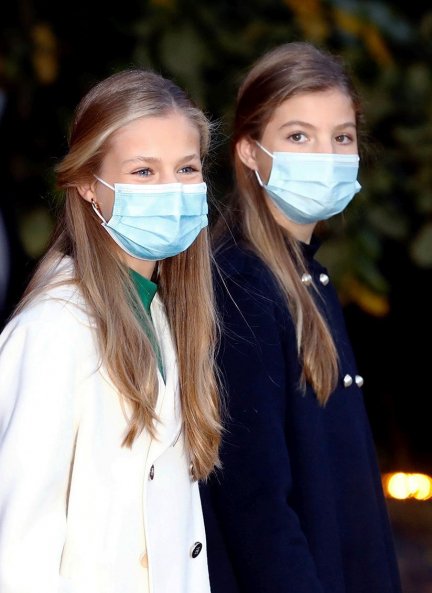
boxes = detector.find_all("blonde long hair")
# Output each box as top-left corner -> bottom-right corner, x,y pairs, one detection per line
17,69 -> 221,479
218,42 -> 364,404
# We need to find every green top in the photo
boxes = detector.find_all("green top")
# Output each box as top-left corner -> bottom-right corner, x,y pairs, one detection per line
129,268 -> 165,380
129,268 -> 158,313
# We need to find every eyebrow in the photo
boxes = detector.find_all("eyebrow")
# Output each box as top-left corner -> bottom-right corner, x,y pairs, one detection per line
121,153 -> 200,166
279,120 -> 357,131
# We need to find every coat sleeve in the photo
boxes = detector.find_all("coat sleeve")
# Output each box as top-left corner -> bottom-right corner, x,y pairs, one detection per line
206,268 -> 325,593
0,312 -> 83,593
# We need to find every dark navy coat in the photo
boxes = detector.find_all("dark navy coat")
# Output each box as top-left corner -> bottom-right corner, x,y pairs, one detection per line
201,234 -> 402,593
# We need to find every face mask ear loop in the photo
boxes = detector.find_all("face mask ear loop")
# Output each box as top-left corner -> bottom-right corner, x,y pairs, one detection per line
91,200 -> 107,224
93,174 -> 115,191
254,141 -> 274,187
254,170 -> 265,187
91,175 -> 113,224
255,141 -> 274,159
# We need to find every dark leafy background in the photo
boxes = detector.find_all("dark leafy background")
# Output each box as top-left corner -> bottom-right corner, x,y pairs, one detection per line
2,2 -> 432,589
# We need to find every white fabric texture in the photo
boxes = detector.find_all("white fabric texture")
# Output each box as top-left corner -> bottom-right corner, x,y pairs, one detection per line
0,258 -> 210,593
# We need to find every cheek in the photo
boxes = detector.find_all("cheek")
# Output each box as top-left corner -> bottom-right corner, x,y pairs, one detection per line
96,187 -> 115,222
101,196 -> 115,222
255,152 -> 273,184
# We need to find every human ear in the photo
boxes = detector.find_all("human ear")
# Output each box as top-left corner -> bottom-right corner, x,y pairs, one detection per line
77,179 -> 98,203
236,137 -> 259,171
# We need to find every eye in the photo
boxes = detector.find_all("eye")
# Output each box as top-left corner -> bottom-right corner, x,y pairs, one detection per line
335,133 -> 355,144
178,165 -> 200,174
288,132 -> 308,143
133,168 -> 153,177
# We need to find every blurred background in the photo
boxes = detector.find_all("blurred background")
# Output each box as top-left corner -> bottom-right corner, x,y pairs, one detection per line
1,1 -> 431,590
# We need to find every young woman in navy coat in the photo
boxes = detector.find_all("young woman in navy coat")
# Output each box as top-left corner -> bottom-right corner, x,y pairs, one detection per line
201,42 -> 402,593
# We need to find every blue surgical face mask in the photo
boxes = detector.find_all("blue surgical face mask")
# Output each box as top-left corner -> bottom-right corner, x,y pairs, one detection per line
92,177 -> 208,260
255,142 -> 361,225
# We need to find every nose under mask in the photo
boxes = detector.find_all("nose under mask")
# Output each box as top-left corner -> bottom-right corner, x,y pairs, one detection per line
92,176 -> 208,260
254,141 -> 361,225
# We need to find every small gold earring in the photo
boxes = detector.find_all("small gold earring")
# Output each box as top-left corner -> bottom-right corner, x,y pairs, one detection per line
91,199 -> 106,223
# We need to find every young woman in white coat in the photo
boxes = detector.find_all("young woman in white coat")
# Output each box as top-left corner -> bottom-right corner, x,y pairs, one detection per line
0,68 -> 221,593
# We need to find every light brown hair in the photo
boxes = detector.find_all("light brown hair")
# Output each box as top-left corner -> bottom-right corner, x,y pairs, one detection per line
17,69 -> 221,478
218,42 -> 363,403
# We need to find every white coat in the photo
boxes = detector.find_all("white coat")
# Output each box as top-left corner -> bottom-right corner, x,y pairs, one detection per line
0,259 -> 211,593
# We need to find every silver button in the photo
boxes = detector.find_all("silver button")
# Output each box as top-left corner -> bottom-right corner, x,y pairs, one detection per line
149,465 -> 155,480
301,273 -> 312,286
189,462 -> 196,481
355,375 -> 364,387
319,273 -> 329,285
190,542 -> 203,558
343,374 -> 353,387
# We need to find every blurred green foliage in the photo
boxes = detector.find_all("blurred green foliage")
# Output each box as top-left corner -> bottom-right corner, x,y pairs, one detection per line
1,0 -> 431,316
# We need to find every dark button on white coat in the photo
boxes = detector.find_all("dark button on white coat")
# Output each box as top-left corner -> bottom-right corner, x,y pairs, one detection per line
190,542 -> 202,558
149,465 -> 155,480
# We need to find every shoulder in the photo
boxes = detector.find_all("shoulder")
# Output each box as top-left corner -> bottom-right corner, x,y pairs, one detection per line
1,258 -> 95,346
212,234 -> 289,334
213,234 -> 276,292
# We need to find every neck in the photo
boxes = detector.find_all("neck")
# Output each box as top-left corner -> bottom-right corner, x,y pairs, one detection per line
125,256 -> 157,280
265,196 -> 316,243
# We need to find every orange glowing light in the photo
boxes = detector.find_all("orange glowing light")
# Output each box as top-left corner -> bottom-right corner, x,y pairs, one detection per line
382,472 -> 432,501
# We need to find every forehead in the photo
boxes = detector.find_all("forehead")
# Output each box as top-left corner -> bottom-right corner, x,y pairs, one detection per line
267,89 -> 355,129
108,112 -> 201,156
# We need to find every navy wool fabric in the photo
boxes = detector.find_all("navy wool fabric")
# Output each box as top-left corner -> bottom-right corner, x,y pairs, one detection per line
201,234 -> 402,593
